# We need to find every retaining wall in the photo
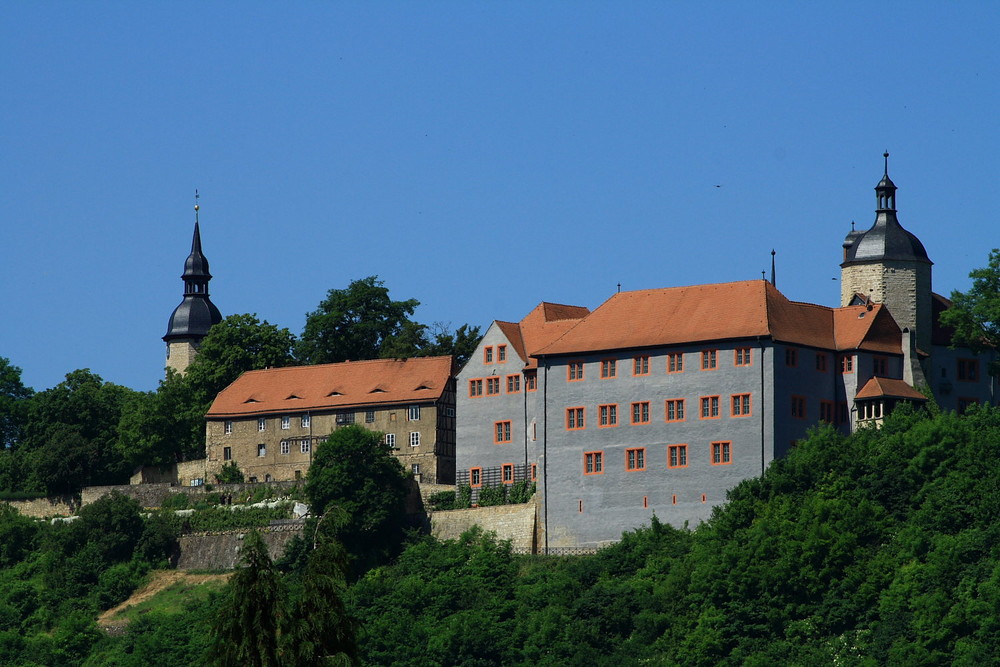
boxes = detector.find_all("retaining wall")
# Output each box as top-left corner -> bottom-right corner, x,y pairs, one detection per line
429,501 -> 537,552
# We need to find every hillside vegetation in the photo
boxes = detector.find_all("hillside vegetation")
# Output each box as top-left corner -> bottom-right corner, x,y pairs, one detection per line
1,404 -> 998,664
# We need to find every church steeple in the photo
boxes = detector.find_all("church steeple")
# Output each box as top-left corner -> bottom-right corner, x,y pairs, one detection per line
164,192 -> 223,375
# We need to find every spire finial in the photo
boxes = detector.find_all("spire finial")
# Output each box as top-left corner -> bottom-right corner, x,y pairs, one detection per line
770,249 -> 776,287
617,282 -> 621,293
194,189 -> 200,224
883,151 -> 889,176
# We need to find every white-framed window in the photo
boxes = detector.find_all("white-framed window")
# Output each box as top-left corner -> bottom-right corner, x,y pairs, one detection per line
337,411 -> 354,425
257,443 -> 266,457
223,446 -> 232,461
409,432 -> 420,447
365,409 -> 375,423
257,418 -> 266,432
385,433 -> 396,448
280,440 -> 290,455
281,416 -> 290,430
301,414 -> 310,428
408,405 -> 420,421
224,420 -> 233,435
301,439 -> 311,454
190,478 -> 204,487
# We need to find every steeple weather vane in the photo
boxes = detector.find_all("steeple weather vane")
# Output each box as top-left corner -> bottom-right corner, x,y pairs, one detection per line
194,189 -> 200,223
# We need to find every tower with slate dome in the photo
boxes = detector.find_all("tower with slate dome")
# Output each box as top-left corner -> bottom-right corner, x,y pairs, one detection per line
163,194 -> 223,375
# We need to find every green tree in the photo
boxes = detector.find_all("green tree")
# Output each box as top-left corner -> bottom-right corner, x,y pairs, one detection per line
20,369 -> 137,492
282,541 -> 358,666
296,276 -> 420,365
210,531 -> 285,667
940,248 -> 1000,374
118,314 -> 296,467
0,357 -> 33,449
305,425 -> 410,574
421,323 -> 482,367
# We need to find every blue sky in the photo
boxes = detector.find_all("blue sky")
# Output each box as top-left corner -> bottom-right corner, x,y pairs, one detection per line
2,3 -> 998,393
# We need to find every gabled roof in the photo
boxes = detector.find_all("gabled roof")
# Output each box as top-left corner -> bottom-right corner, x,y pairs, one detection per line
206,356 -> 453,419
534,280 -> 902,356
855,376 -> 927,401
494,302 -> 590,370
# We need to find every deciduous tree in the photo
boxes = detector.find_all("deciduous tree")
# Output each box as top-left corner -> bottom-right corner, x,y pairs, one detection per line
296,276 -> 420,365
940,248 -> 1000,374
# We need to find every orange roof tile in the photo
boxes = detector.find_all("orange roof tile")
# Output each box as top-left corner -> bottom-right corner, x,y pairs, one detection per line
493,302 -> 590,369
535,280 -> 903,356
206,356 -> 453,419
855,376 -> 927,401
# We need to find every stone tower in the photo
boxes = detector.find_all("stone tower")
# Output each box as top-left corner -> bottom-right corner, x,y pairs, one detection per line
163,198 -> 222,375
841,154 -> 933,380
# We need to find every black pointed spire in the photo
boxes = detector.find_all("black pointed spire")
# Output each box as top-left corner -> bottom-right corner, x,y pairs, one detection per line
164,192 -> 223,343
770,249 -> 776,287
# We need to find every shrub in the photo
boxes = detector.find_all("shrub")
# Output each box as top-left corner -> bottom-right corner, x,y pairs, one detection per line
214,462 -> 244,485
477,485 -> 506,507
160,493 -> 189,510
508,480 -> 535,504
428,491 -> 457,511
456,485 -> 472,509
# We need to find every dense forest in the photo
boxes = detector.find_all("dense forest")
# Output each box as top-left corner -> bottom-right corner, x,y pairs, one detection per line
0,404 -> 996,665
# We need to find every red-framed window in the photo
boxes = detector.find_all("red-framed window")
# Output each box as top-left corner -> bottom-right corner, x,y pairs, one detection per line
600,359 -> 617,379
484,346 -> 494,364
598,404 -> 618,427
816,353 -> 828,372
701,349 -> 718,370
506,374 -> 521,393
525,371 -> 537,391
626,447 -> 646,471
486,377 -> 501,395
734,347 -> 752,366
631,401 -> 650,424
665,399 -> 685,422
568,361 -> 584,382
566,407 -> 585,430
501,463 -> 514,483
731,393 -> 751,417
785,348 -> 798,367
584,451 -> 604,475
700,396 -> 720,419
530,463 -> 537,481
958,359 -> 979,382
667,444 -> 688,469
633,355 -> 650,376
820,400 -> 835,423
791,395 -> 807,419
840,355 -> 854,374
494,420 -> 512,443
667,352 -> 684,373
470,467 -> 482,487
468,379 -> 483,397
873,356 -> 888,376
710,441 -> 731,465
497,345 -> 507,363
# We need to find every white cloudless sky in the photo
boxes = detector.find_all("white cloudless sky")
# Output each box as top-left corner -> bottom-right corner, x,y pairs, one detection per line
2,2 -> 998,392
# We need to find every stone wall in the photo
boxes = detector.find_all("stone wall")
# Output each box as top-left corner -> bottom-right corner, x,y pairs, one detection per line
82,481 -> 303,509
2,495 -> 77,519
429,501 -> 537,552
176,525 -> 304,571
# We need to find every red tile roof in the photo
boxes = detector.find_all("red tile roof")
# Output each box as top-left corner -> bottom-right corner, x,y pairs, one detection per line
535,280 -> 902,356
206,356 -> 454,419
495,302 -> 590,369
855,376 -> 927,401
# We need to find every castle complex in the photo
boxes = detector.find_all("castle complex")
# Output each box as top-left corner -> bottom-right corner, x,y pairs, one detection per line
156,160 -> 997,549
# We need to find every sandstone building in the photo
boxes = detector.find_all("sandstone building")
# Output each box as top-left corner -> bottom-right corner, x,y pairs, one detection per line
203,356 -> 457,484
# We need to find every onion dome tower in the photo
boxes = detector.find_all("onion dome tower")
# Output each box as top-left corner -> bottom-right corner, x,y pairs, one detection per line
841,153 -> 933,366
164,192 -> 223,375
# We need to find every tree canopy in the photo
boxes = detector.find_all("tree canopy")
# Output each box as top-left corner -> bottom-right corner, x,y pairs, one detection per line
940,248 -> 1000,374
304,425 -> 410,575
296,276 -> 420,365
0,358 -> 32,449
